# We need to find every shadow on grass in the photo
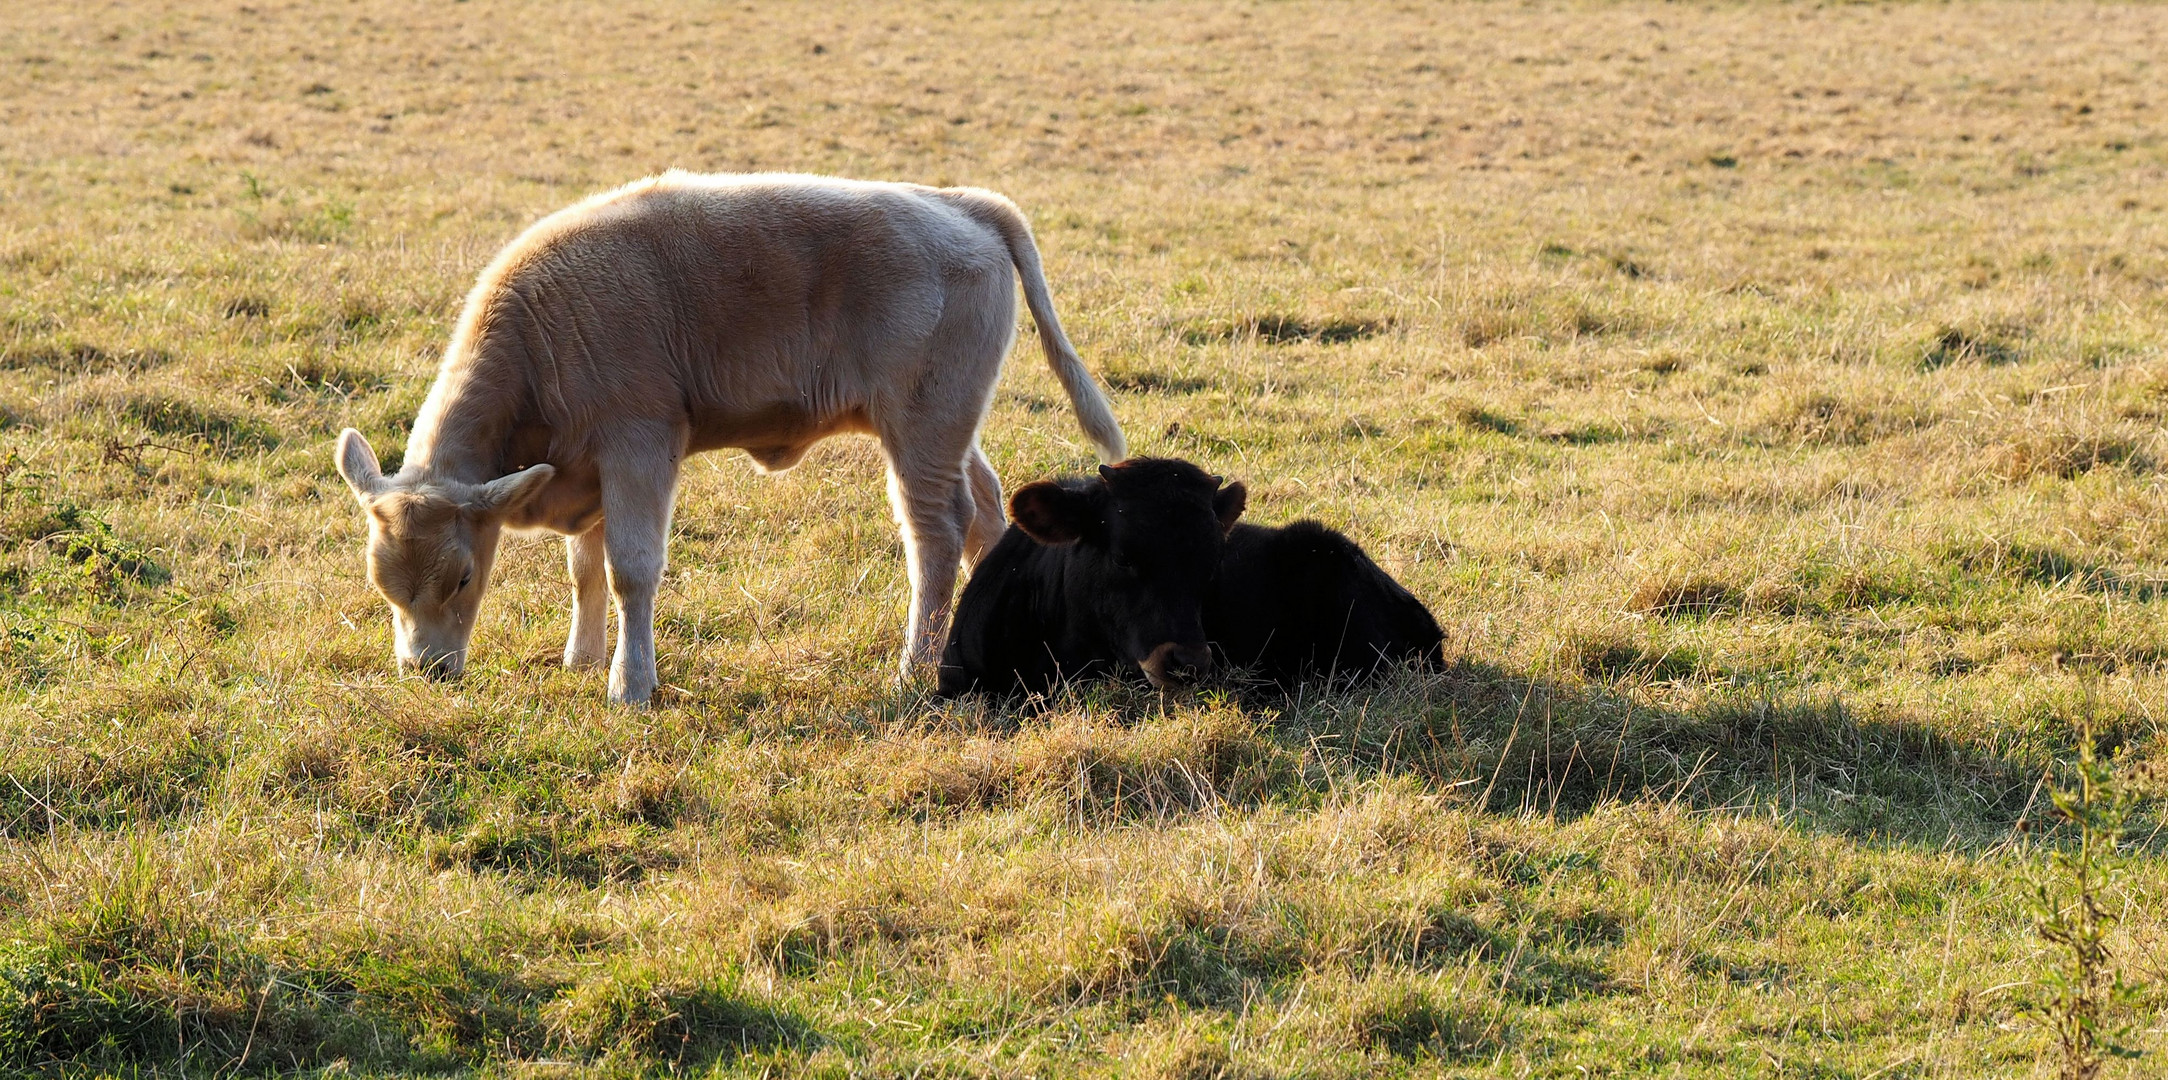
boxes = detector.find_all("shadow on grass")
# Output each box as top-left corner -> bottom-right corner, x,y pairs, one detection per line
541,972 -> 816,1069
2,922 -> 816,1074
934,654 -> 2060,849
1255,656 -> 2049,847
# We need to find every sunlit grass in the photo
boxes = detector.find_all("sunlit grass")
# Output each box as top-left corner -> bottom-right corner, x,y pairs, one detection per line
2,0 -> 2165,1075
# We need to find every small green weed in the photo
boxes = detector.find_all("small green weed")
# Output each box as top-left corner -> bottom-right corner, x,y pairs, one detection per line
2025,724 -> 2150,1079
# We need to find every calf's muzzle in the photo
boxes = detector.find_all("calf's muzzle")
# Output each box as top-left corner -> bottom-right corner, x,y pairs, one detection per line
398,649 -> 466,681
1140,641 -> 1213,689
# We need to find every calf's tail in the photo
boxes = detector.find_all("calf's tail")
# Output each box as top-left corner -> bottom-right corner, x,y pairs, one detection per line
940,188 -> 1127,463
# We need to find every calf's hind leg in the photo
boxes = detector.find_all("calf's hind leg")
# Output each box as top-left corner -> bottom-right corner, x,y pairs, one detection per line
884,445 -> 972,680
598,426 -> 684,705
885,266 -> 1010,678
961,444 -> 1005,567
564,523 -> 608,670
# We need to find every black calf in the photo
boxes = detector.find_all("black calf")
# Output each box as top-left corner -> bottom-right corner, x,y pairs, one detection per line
937,458 -> 1243,696
937,458 -> 1442,696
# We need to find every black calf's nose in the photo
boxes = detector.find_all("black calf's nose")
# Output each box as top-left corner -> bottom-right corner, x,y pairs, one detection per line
1141,642 -> 1212,688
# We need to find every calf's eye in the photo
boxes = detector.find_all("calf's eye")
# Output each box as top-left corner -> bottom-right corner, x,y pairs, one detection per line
457,570 -> 473,592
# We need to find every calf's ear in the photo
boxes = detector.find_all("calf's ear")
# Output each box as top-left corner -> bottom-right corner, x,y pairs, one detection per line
476,463 -> 557,515
1010,480 -> 1095,545
1213,480 -> 1247,535
335,428 -> 385,503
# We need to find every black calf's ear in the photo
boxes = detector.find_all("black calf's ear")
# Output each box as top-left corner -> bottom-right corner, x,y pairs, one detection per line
1213,480 -> 1247,534
1011,481 -> 1095,545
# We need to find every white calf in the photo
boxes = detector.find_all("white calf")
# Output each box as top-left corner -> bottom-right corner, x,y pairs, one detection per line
334,172 -> 1125,704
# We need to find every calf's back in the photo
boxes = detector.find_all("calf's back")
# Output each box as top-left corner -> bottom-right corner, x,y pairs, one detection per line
1206,521 -> 1444,686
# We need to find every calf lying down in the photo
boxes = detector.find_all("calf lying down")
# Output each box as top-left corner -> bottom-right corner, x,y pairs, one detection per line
936,458 -> 1444,696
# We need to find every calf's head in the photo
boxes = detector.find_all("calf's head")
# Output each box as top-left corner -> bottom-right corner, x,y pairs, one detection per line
1009,458 -> 1246,688
334,428 -> 554,680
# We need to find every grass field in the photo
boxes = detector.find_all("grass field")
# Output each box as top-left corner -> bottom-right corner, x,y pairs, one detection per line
4,0 -> 2167,1075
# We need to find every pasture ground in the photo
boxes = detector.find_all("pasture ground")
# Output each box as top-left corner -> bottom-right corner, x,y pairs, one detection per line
2,1 -> 2166,1075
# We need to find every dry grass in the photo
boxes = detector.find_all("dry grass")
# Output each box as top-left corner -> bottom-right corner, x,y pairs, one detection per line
3,0 -> 2167,1075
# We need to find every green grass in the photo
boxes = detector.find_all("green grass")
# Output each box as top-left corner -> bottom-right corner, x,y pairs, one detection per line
3,0 -> 2167,1075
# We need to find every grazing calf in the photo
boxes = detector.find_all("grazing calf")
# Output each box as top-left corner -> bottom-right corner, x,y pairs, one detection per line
937,458 -> 1442,696
334,172 -> 1126,704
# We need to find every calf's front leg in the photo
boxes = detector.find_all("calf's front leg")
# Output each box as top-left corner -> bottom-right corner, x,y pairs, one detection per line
564,523 -> 608,670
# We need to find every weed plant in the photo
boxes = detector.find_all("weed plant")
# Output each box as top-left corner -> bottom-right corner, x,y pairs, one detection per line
2026,722 -> 2150,1080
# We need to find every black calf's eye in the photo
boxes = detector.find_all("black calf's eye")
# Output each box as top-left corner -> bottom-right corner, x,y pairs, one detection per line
457,571 -> 473,592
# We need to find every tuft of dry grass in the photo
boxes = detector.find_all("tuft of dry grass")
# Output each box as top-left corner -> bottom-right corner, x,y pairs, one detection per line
880,706 -> 1290,821
1626,575 -> 1739,618
1990,426 -> 2151,483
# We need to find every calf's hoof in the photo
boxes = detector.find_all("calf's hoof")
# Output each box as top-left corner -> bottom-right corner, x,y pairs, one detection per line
609,673 -> 657,707
894,654 -> 941,689
564,649 -> 607,671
